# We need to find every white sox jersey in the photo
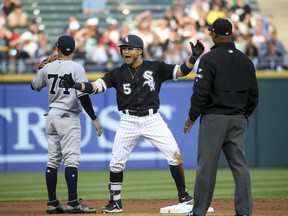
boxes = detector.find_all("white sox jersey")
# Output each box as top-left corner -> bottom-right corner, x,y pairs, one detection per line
94,60 -> 179,111
93,60 -> 182,173
32,59 -> 88,113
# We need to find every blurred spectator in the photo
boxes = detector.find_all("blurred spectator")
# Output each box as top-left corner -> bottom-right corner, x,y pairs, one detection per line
0,26 -> 12,73
163,41 -> 187,65
163,7 -> 178,30
229,0 -> 251,26
35,31 -> 52,65
173,2 -> 186,25
119,22 -> 130,41
131,10 -> 154,57
64,15 -> 80,35
98,30 -> 118,50
8,28 -> 20,48
14,42 -> 31,73
0,11 -> 6,27
2,0 -> 16,18
178,17 -> 197,39
245,33 -> 259,68
18,31 -> 38,58
74,17 -> 100,56
168,29 -> 182,44
0,0 -> 286,73
259,30 -> 287,71
25,20 -> 40,43
7,5 -> 27,28
87,38 -> 120,70
151,19 -> 170,44
209,0 -> 228,9
250,15 -> 269,40
230,13 -> 249,36
205,2 -> 227,25
250,19 -> 268,50
106,17 -> 120,46
262,13 -> 276,35
189,0 -> 209,22
85,17 -> 101,40
17,20 -> 39,58
82,0 -> 107,14
234,33 -> 246,52
146,34 -> 168,61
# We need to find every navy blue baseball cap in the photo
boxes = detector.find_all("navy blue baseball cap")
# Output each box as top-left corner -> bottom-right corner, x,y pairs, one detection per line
119,34 -> 144,49
55,35 -> 75,55
208,18 -> 232,36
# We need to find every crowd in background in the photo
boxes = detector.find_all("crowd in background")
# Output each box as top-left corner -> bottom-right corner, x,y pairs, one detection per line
0,0 -> 287,74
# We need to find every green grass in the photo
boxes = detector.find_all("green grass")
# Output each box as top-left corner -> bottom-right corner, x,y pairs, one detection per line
0,168 -> 287,201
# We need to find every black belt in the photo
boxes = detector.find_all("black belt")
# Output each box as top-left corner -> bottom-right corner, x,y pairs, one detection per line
122,109 -> 157,117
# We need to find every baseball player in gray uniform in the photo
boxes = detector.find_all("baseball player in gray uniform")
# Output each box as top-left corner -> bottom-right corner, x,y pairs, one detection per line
60,34 -> 204,213
31,35 -> 102,214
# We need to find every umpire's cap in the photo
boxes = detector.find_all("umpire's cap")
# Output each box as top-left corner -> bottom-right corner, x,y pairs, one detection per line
119,34 -> 144,49
55,35 -> 75,56
208,18 -> 232,36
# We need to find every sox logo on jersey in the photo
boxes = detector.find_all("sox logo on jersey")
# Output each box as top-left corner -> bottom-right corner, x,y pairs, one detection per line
143,71 -> 155,92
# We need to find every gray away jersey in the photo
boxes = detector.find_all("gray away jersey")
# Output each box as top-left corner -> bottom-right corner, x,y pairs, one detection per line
31,59 -> 88,113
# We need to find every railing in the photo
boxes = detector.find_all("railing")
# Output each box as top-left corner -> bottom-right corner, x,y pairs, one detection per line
0,57 -> 287,75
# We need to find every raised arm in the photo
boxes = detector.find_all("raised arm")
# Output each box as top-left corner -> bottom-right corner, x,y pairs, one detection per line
176,40 -> 204,78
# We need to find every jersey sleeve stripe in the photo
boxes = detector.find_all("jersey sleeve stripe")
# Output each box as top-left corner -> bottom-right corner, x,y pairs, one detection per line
173,65 -> 179,81
31,82 -> 41,91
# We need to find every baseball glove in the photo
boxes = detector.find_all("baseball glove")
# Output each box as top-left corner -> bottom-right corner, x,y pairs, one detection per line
37,54 -> 59,70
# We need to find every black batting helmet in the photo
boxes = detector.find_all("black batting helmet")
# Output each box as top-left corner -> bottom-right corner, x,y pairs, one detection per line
119,34 -> 144,49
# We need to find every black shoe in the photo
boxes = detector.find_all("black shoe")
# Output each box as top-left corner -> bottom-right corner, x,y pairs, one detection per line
178,192 -> 193,204
101,199 -> 122,213
235,215 -> 250,216
66,198 -> 96,213
46,199 -> 66,214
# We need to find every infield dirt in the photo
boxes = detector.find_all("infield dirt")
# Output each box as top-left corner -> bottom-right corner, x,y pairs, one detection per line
0,199 -> 287,216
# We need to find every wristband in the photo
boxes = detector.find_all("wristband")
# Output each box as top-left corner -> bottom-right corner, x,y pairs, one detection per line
74,82 -> 94,94
83,82 -> 94,94
180,62 -> 192,75
188,55 -> 198,64
74,82 -> 82,90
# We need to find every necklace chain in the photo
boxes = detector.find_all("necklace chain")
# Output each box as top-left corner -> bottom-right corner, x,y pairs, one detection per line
127,63 -> 142,79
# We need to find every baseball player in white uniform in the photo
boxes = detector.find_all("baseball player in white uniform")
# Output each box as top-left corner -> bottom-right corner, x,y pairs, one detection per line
31,35 -> 102,214
60,34 -> 204,213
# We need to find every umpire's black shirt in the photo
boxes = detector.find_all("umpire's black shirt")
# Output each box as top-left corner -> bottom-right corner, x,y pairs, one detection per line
189,42 -> 259,121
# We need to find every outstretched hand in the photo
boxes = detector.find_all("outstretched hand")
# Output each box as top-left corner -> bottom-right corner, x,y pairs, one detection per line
59,73 -> 75,88
190,40 -> 204,58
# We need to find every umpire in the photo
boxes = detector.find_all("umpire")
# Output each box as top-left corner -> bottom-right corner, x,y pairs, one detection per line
183,18 -> 259,216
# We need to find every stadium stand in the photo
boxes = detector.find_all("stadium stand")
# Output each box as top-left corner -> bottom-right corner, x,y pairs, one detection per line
20,0 -> 260,47
20,0 -> 177,45
2,0 -> 287,73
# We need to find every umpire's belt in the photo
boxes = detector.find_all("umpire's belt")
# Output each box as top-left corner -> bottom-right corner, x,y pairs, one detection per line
122,108 -> 157,117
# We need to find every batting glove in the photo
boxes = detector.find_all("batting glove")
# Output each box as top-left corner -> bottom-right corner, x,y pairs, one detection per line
187,40 -> 204,64
59,73 -> 75,88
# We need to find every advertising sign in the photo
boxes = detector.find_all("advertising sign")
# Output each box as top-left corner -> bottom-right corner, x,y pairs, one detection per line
0,82 -> 199,171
